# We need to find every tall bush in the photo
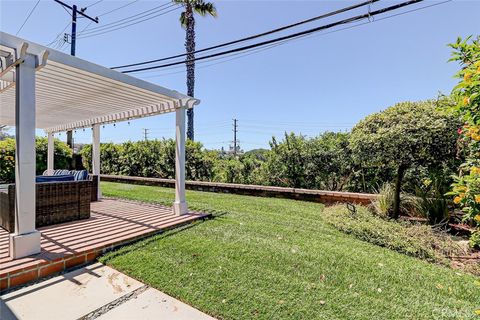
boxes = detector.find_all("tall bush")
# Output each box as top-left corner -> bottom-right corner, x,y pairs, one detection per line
79,139 -> 217,181
0,137 -> 72,183
447,36 -> 480,247
349,101 -> 461,219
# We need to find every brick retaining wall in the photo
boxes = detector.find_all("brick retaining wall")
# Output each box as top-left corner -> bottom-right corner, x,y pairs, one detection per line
101,175 -> 378,206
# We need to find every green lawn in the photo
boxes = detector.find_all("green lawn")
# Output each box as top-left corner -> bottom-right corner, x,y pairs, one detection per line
100,182 -> 480,320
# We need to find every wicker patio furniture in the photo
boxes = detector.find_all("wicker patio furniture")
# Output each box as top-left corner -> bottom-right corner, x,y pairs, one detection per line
0,175 -> 98,233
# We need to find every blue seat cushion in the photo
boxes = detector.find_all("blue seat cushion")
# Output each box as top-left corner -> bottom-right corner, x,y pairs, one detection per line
70,170 -> 88,181
36,175 -> 75,183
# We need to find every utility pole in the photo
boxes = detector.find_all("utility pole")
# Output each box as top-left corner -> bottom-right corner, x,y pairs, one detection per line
54,0 -> 99,168
143,128 -> 149,141
233,118 -> 238,157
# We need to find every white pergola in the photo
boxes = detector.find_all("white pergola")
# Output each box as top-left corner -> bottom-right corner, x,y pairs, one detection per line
0,32 -> 199,259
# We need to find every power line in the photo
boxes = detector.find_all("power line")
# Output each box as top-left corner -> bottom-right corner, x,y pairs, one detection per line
46,21 -> 71,46
80,2 -> 172,33
53,0 -> 99,56
85,0 -> 104,9
78,0 -> 140,36
119,0 -> 427,74
78,6 -> 180,39
135,0 -> 450,78
97,0 -> 139,17
111,0 -> 380,70
76,3 -> 179,39
47,0 -> 140,46
16,0 -> 41,35
77,6 -> 180,39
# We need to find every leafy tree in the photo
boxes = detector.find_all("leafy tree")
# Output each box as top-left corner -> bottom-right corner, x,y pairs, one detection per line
264,133 -> 307,188
239,151 -> 266,185
447,36 -> 480,247
305,132 -> 352,191
349,101 -> 461,219
80,139 -> 217,181
0,137 -> 72,183
80,143 -> 124,175
213,158 -> 245,183
174,0 -> 217,140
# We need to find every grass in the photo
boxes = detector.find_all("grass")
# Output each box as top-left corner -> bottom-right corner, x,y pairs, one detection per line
100,182 -> 480,320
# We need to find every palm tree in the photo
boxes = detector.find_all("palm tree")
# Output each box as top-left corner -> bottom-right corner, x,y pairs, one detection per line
174,0 -> 217,141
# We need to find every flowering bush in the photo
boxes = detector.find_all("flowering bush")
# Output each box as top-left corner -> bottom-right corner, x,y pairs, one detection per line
448,36 -> 480,247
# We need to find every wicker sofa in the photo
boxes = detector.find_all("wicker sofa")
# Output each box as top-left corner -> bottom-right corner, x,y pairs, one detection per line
0,174 -> 98,233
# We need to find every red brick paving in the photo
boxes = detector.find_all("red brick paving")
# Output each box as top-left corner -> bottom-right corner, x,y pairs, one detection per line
0,199 -> 209,291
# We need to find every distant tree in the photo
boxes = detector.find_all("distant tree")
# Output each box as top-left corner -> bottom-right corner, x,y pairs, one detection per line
80,139 -> 217,181
265,133 -> 307,188
174,0 -> 217,141
305,132 -> 352,191
349,101 -> 461,219
0,137 -> 72,183
0,125 -> 12,141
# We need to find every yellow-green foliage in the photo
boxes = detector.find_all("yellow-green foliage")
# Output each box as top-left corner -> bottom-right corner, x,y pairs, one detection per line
0,137 -> 72,183
447,36 -> 480,247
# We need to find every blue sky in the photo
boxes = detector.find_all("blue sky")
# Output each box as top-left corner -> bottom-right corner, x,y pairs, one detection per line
1,0 -> 479,150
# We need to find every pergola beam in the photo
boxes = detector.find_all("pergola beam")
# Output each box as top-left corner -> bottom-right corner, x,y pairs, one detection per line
92,124 -> 101,199
10,53 -> 41,259
47,132 -> 54,175
173,104 -> 187,215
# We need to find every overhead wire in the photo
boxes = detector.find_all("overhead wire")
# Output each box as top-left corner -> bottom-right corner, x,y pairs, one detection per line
77,3 -> 180,38
121,0 -> 452,77
16,0 -> 41,35
85,0 -> 104,9
111,0 -> 381,69
117,0 -> 429,74
97,0 -> 140,17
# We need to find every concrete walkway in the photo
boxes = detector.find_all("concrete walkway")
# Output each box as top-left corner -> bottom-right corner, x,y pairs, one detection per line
0,263 -> 215,320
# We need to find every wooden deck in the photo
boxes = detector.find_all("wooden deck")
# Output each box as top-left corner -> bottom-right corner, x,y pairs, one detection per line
0,199 -> 209,292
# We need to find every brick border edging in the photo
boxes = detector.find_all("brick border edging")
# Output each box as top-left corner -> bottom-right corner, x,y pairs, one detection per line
0,211 -> 211,293
101,175 -> 378,206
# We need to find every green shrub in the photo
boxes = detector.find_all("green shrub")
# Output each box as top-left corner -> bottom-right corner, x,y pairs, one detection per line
371,183 -> 396,217
0,138 -> 15,183
469,230 -> 480,248
411,175 -> 450,225
0,137 -> 72,183
371,183 -> 418,217
323,205 -> 468,267
79,139 -> 218,181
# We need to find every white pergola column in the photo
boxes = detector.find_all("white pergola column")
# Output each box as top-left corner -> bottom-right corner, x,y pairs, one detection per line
10,53 -> 41,259
173,105 -> 187,215
46,132 -> 54,175
92,124 -> 101,199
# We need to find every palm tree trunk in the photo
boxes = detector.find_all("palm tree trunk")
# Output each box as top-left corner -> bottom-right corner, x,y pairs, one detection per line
185,4 -> 195,141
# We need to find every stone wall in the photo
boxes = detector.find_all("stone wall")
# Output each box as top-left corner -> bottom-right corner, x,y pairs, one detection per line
101,175 -> 378,206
